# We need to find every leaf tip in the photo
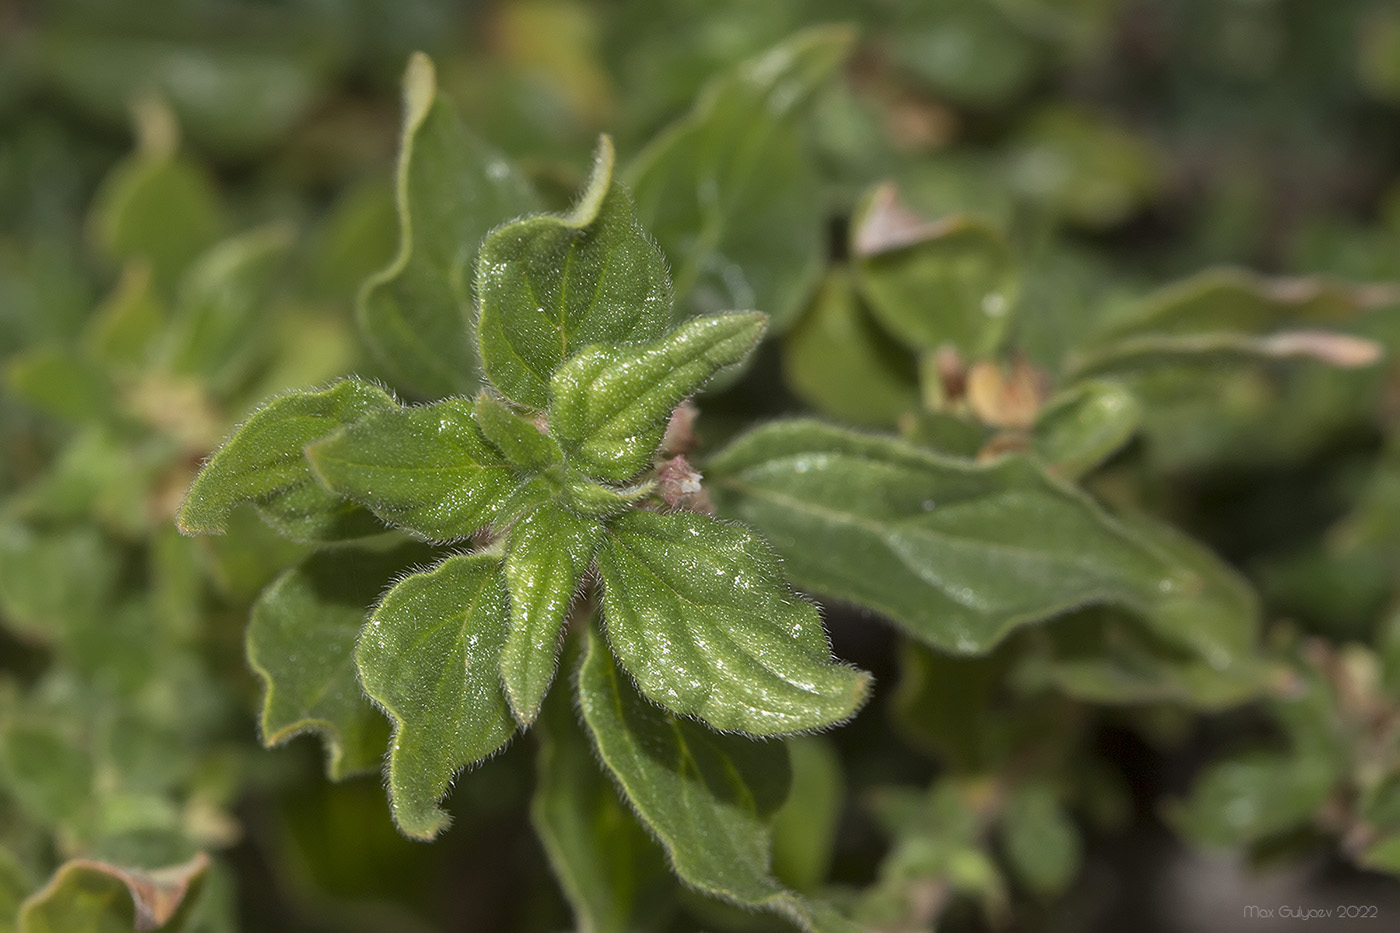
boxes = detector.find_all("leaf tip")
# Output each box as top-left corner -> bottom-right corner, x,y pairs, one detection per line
402,52 -> 437,130
569,134 -> 616,226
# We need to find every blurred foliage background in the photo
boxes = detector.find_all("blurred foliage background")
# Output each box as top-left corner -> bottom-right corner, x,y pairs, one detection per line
2,0 -> 1400,931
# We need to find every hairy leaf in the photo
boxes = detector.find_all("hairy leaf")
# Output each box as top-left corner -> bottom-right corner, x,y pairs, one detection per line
531,668 -> 671,933
709,420 -> 1258,654
306,397 -> 516,542
628,26 -> 854,329
359,53 -> 538,399
472,392 -> 563,474
502,504 -> 601,725
576,633 -> 856,933
596,509 -> 870,735
248,546 -> 436,780
355,554 -> 515,839
550,313 -> 766,481
177,380 -> 395,537
477,136 -> 670,409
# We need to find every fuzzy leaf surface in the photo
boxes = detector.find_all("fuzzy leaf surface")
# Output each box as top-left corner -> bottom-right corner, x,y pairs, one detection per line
248,545 -> 435,780
597,509 -> 870,735
355,553 -> 515,839
531,667 -> 671,933
709,420 -> 1258,654
627,26 -> 854,329
359,53 -> 538,399
501,503 -> 602,725
306,398 -> 516,542
576,633 -> 856,933
177,380 -> 395,538
476,136 -> 671,409
472,392 -> 563,474
550,313 -> 766,481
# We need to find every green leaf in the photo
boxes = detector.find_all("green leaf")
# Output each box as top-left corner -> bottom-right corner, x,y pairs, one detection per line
709,420 -> 1258,654
999,783 -> 1081,896
891,640 -> 1002,770
1012,609 -> 1273,709
4,348 -> 115,426
160,223 -> 294,393
0,846 -> 33,930
306,397 -> 517,542
502,504 -> 601,725
550,313 -> 766,482
83,263 -> 167,371
781,268 -> 920,428
359,53 -> 539,400
472,392 -> 563,474
0,726 -> 93,827
627,26 -> 854,329
1070,268 -> 1394,377
1172,752 -> 1336,847
177,380 -> 396,538
249,545 -> 437,781
1007,106 -> 1163,229
355,553 -> 516,839
851,184 -> 1019,359
771,736 -> 844,894
18,853 -> 208,933
39,30 -> 322,155
88,152 -> 224,292
0,523 -> 117,646
596,508 -> 870,735
576,632 -> 856,933
531,664 -> 672,933
476,136 -> 670,409
887,0 -> 1040,107
1031,381 -> 1142,479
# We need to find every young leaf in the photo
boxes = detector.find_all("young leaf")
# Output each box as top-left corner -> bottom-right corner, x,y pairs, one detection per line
627,26 -> 854,329
501,503 -> 601,725
781,268 -> 921,428
850,183 -> 1018,360
531,665 -> 672,933
576,632 -> 857,933
476,136 -> 671,409
596,509 -> 870,735
306,398 -> 516,542
472,392 -> 563,474
177,380 -> 396,537
709,420 -> 1257,654
550,313 -> 766,482
359,52 -> 539,399
18,853 -> 209,933
1171,751 -> 1337,847
248,546 -> 435,781
355,553 -> 516,839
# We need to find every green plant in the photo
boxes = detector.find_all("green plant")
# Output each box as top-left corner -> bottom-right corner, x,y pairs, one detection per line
4,2 -> 1400,931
